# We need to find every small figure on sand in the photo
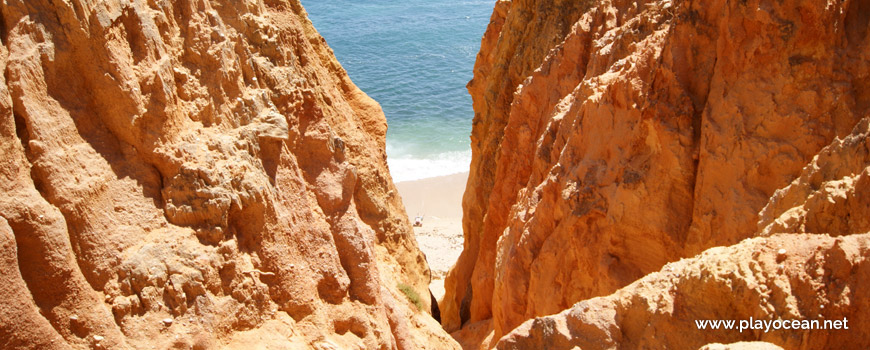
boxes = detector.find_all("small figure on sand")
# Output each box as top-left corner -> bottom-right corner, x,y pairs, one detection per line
414,214 -> 424,227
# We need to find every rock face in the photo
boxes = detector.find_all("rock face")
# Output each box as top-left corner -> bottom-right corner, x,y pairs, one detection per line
0,0 -> 456,349
758,118 -> 870,237
498,117 -> 870,349
491,117 -> 870,349
443,0 -> 870,347
498,233 -> 870,349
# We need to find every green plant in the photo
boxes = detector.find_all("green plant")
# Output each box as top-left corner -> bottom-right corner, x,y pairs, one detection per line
397,283 -> 423,311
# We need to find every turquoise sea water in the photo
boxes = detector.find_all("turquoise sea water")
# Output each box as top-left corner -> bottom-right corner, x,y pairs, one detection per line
301,0 -> 493,182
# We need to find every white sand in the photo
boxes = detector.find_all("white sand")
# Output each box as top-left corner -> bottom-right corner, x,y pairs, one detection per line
395,172 -> 468,301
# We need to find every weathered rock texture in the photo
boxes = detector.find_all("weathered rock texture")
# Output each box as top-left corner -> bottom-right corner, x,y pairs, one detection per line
0,0 -> 457,349
498,233 -> 870,349
494,117 -> 870,349
443,0 -> 870,347
758,118 -> 870,237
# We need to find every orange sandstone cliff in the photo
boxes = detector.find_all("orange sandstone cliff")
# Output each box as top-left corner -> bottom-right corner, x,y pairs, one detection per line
499,120 -> 870,349
0,0 -> 457,349
442,0 -> 870,348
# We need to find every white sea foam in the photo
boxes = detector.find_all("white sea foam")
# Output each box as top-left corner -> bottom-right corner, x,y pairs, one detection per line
388,149 -> 472,183
304,0 -> 487,184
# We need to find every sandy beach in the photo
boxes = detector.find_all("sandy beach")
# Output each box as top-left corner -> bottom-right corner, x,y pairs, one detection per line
395,172 -> 468,301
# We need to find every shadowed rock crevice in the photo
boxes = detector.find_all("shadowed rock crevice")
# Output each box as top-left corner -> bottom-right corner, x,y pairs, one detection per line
846,0 -> 870,45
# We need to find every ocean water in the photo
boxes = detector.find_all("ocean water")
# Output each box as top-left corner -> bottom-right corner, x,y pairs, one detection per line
301,0 -> 493,182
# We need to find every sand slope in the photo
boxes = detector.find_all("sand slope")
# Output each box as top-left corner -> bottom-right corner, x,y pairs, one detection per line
396,172 -> 468,300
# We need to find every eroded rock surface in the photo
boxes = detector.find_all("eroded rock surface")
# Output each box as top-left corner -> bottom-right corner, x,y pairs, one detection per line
758,118 -> 870,237
497,233 -> 870,349
0,0 -> 456,348
494,117 -> 870,349
443,0 -> 870,347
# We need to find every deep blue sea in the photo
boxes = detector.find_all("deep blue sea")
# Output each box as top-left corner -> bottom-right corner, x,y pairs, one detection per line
301,0 -> 493,182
